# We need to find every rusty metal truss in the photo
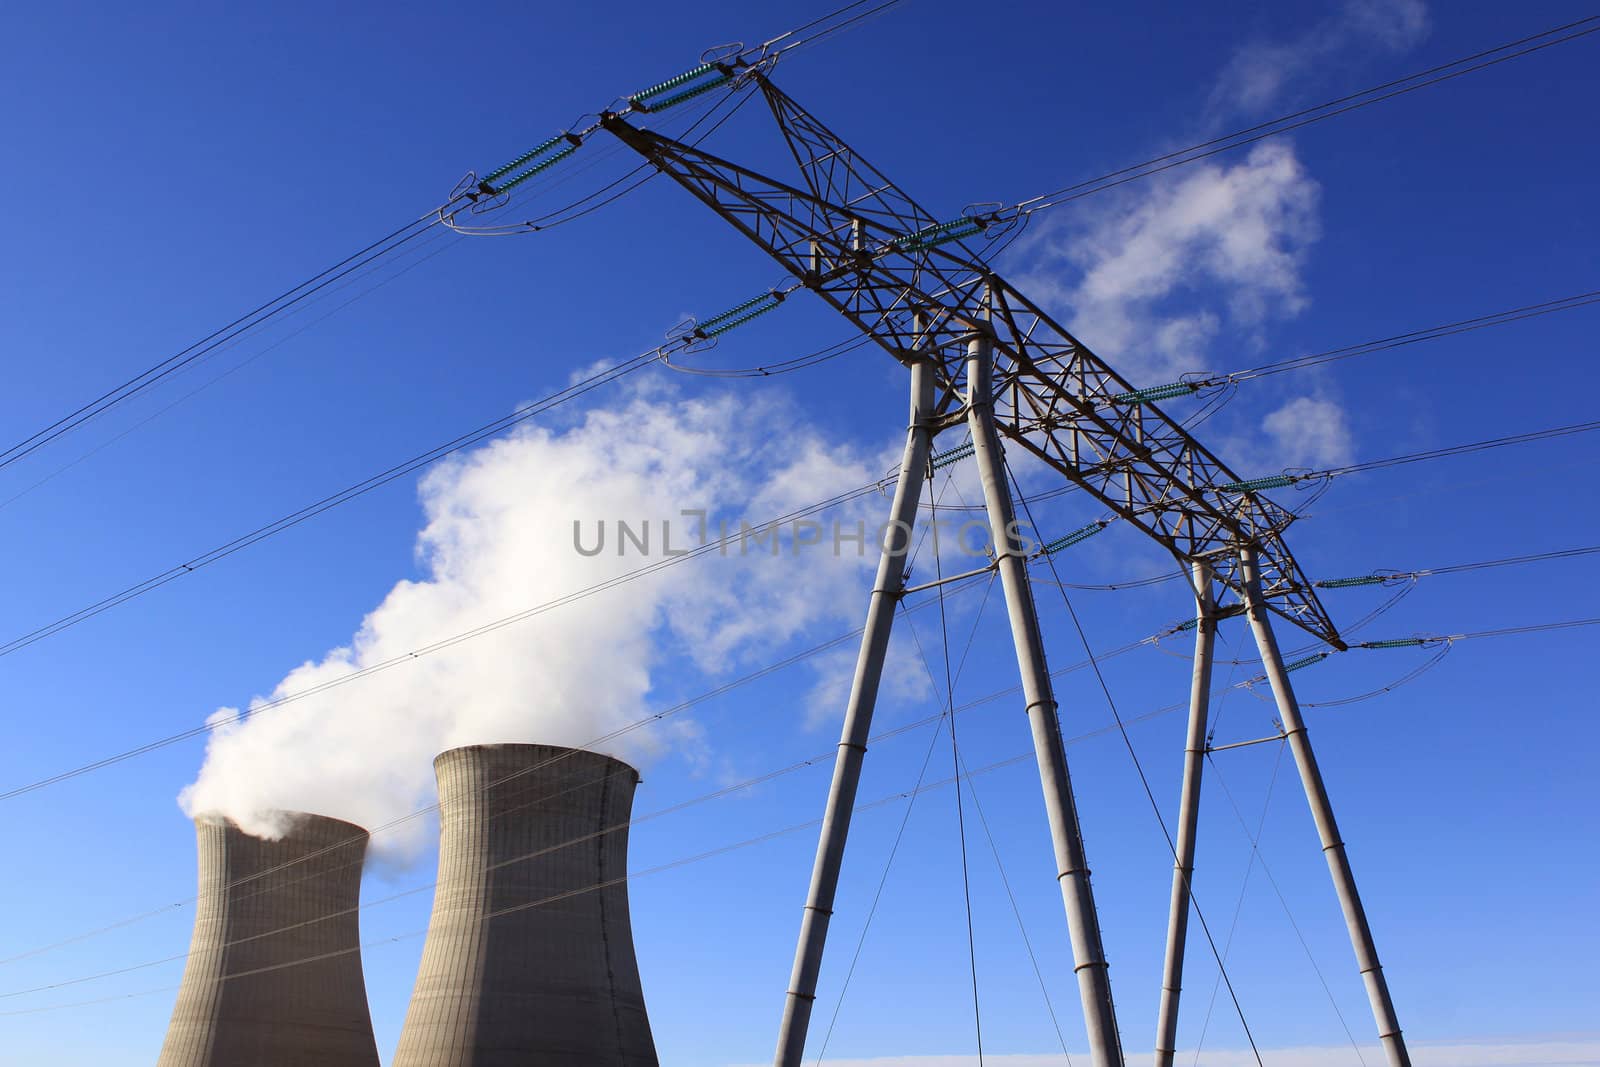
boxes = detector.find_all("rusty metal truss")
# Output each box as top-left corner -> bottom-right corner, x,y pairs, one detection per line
600,73 -> 1342,648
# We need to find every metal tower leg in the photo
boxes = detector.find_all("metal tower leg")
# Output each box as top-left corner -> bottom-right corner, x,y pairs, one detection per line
1154,562 -> 1216,1067
1239,547 -> 1411,1067
774,352 -> 937,1067
966,329 -> 1125,1067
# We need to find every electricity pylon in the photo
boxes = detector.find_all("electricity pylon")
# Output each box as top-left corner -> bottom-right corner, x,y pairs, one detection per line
601,69 -> 1410,1067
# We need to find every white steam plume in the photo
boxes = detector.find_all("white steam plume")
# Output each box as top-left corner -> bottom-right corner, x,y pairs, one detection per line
180,376 -> 906,858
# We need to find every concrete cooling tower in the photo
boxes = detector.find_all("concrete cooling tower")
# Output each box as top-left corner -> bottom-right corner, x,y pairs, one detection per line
393,743 -> 658,1067
156,811 -> 380,1067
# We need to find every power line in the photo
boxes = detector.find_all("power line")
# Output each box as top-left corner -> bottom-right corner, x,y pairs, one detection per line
14,153 -> 1594,653
954,746 -> 1073,1063
931,488 -> 985,1065
1204,751 -> 1370,1063
928,409 -> 1600,515
0,579 -> 994,975
918,464 -> 1068,1062
1185,746 -> 1294,1065
0,736 -> 855,1001
1216,616 -> 1600,706
1,560 -> 999,971
1038,539 -> 1600,600
33,660 -> 1418,1020
440,58 -> 760,237
0,100 -> 838,663
42,656 -> 1467,1023
12,6 -> 1589,653
1301,645 -> 1453,710
1318,419 -> 1600,479
0,742 -> 1043,1020
1010,15 -> 1600,217
0,216 -> 439,475
0,0 -> 894,476
809,718 -> 947,1067
812,477 -> 996,1065
765,0 -> 904,58
18,4 -> 1579,489
11,516 -> 1593,815
1315,543 -> 1600,589
1225,289 -> 1600,382
0,228 -> 466,515
1414,544 -> 1600,577
1095,287 -> 1600,408
6,568 -> 1176,975
0,319 -> 918,678
0,477 -> 899,801
0,355 -> 1587,863
0,277 -> 874,661
1445,617 -> 1600,643
1009,465 -> 1262,1066
7,599 -> 1583,985
0,352 -> 655,659
28,5 -> 1597,1034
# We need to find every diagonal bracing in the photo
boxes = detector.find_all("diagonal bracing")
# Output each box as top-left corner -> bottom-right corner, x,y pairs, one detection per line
601,72 -> 1342,649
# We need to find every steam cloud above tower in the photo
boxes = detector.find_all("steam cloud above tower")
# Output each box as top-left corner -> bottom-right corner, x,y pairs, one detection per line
181,379 -> 897,856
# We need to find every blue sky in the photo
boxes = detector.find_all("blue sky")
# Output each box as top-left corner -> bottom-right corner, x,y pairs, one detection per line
1,2 -> 1597,1065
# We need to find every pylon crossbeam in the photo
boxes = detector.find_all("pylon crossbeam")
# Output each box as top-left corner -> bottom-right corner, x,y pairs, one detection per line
600,76 -> 1342,646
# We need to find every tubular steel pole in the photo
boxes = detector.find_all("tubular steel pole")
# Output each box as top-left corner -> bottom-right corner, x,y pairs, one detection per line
1239,546 -> 1412,1067
966,325 -> 1125,1067
1154,561 -> 1216,1067
773,350 -> 937,1067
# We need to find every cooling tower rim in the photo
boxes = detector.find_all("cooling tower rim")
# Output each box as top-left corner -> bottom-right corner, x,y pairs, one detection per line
190,809 -> 371,839
432,742 -> 641,783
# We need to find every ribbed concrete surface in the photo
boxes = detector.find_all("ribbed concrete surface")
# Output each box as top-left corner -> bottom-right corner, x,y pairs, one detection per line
156,812 -> 380,1067
393,743 -> 658,1067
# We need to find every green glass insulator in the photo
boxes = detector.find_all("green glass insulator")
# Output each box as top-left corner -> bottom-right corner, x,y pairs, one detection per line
640,72 -> 730,112
1222,474 -> 1296,493
1361,637 -> 1429,649
1316,575 -> 1388,589
1112,381 -> 1199,405
703,298 -> 782,337
481,135 -> 566,186
632,63 -> 717,102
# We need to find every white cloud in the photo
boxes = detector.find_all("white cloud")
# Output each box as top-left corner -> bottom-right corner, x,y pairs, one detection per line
1018,140 -> 1320,383
1211,0 -> 1430,116
1345,0 -> 1431,48
1010,4 -> 1435,482
727,1035 -> 1600,1067
179,377 -> 902,858
1262,395 -> 1355,469
801,631 -> 930,731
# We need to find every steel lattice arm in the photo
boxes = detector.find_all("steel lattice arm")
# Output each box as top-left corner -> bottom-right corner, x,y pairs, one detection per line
600,75 -> 1342,648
